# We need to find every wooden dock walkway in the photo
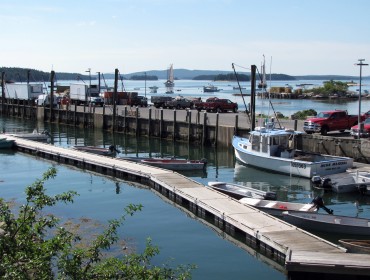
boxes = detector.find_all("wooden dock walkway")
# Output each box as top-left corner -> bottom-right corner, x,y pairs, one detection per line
5,135 -> 370,278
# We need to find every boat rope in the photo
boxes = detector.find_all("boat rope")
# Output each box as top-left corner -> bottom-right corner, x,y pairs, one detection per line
101,73 -> 109,90
117,70 -> 126,92
231,63 -> 250,122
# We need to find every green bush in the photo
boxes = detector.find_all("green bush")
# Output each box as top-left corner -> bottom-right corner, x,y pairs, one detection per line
291,109 -> 317,120
0,167 -> 195,279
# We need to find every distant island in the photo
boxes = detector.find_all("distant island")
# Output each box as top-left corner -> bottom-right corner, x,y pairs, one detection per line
0,66 -> 367,82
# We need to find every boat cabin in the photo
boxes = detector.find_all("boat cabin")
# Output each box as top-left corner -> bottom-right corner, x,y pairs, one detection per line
249,124 -> 298,158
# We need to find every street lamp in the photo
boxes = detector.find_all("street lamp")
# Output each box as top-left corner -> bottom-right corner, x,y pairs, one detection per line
356,59 -> 368,134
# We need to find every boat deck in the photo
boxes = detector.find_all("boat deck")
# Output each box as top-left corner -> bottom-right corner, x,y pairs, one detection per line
6,135 -> 370,277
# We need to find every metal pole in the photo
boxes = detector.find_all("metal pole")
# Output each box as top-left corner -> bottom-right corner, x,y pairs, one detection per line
356,59 -> 368,135
145,72 -> 147,98
250,65 -> 256,131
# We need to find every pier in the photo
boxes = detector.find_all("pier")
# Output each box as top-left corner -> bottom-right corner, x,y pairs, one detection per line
3,102 -> 370,164
6,135 -> 370,279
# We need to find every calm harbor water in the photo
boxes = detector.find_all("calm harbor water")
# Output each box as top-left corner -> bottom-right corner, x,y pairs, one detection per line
2,82 -> 370,279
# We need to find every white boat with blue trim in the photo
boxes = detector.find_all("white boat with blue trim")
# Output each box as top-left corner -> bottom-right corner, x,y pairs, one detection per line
232,121 -> 353,178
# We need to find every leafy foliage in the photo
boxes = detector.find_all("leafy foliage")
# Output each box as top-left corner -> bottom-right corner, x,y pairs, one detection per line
291,109 -> 317,120
0,167 -> 195,279
306,80 -> 349,96
0,67 -> 91,82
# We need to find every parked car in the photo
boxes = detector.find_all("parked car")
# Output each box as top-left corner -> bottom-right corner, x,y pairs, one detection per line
194,97 -> 238,113
303,110 -> 363,135
350,118 -> 370,138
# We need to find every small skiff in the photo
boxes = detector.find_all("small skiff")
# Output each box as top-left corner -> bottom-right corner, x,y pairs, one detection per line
8,130 -> 50,141
338,239 -> 370,254
312,170 -> 370,195
208,181 -> 277,200
73,145 -> 120,156
0,137 -> 15,149
140,158 -> 207,171
282,212 -> 370,236
239,197 -> 318,217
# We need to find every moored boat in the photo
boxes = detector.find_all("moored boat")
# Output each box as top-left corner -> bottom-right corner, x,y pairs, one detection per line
338,239 -> 370,254
140,158 -> 207,171
232,121 -> 353,178
203,84 -> 220,92
7,129 -> 51,141
73,145 -> 120,156
311,170 -> 370,195
207,181 -> 277,200
239,197 -> 319,217
282,212 -> 370,236
0,137 -> 15,149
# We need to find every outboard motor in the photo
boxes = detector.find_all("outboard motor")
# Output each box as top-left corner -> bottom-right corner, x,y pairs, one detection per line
311,176 -> 332,190
312,196 -> 333,215
109,145 -> 121,154
264,191 -> 278,201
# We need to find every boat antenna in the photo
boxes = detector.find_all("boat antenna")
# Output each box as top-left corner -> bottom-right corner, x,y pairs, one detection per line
231,63 -> 250,122
255,56 -> 283,129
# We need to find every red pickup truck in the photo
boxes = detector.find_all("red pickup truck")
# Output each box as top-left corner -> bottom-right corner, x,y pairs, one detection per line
303,110 -> 364,135
194,97 -> 238,113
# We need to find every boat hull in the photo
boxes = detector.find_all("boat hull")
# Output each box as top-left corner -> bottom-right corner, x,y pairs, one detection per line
239,197 -> 317,217
73,146 -> 115,156
283,212 -> 370,236
233,136 -> 353,178
339,239 -> 370,254
207,182 -> 277,200
140,159 -> 206,171
0,138 -> 15,149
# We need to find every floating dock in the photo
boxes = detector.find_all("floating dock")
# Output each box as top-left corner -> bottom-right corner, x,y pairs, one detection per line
6,135 -> 370,278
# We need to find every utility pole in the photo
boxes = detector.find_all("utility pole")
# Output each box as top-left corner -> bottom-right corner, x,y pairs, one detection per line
356,59 -> 368,135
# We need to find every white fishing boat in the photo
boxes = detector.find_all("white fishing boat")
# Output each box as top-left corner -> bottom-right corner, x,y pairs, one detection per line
311,170 -> 370,195
207,181 -> 277,200
233,56 -> 353,178
203,84 -> 220,92
338,239 -> 370,254
282,211 -> 370,236
149,86 -> 159,93
239,197 -> 318,217
232,121 -> 353,178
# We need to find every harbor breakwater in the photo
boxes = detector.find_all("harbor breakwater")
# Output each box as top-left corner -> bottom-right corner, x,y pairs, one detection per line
1,100 -> 370,163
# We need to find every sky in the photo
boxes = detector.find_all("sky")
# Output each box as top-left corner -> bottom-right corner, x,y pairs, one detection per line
2,0 -> 370,76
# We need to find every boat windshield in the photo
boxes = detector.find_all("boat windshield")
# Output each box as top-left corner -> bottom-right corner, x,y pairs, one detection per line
251,135 -> 260,151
